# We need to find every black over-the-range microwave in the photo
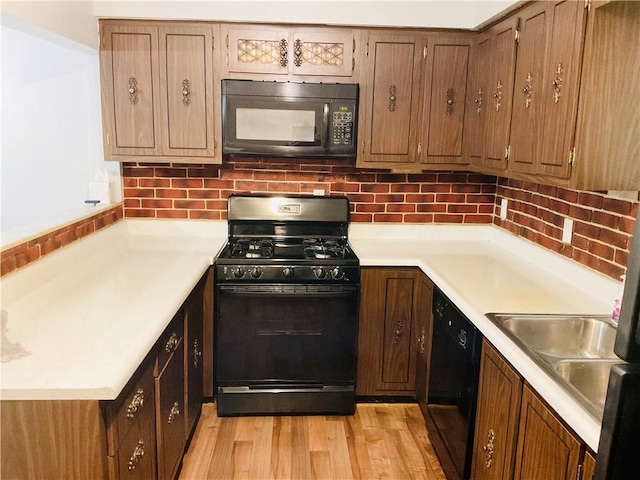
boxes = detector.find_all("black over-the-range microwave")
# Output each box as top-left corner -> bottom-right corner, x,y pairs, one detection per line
221,79 -> 358,158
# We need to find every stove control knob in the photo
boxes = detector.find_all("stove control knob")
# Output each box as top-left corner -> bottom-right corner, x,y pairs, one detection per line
282,267 -> 294,279
232,267 -> 245,279
250,267 -> 263,279
313,267 -> 327,279
331,267 -> 345,280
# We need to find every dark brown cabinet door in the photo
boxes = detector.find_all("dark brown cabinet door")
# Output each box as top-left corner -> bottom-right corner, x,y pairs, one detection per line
471,340 -> 523,480
357,33 -> 423,166
415,273 -> 434,419
514,384 -> 581,480
466,32 -> 491,167
484,18 -> 518,171
510,1 -> 587,178
509,2 -> 548,175
116,409 -> 156,480
357,268 -> 421,396
184,273 -> 206,438
420,36 -> 471,165
582,450 -> 596,480
156,338 -> 185,480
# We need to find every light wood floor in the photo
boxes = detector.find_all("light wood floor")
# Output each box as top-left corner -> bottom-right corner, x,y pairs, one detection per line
179,402 -> 446,480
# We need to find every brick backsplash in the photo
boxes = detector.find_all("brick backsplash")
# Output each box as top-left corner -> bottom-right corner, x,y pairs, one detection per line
0,204 -> 124,277
122,158 -> 497,224
494,178 -> 638,280
2,160 -> 637,281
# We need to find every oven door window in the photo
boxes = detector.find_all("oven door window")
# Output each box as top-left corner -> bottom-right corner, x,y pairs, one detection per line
216,285 -> 358,386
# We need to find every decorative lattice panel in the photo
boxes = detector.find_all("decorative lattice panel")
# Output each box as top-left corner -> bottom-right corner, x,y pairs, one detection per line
237,39 -> 282,65
301,42 -> 345,67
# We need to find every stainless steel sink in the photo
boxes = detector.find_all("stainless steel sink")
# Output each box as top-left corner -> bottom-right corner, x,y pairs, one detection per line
492,314 -> 618,359
485,313 -> 623,420
552,360 -> 622,415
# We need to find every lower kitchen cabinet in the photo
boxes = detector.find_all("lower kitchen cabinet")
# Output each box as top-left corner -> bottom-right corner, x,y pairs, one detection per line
357,267 -> 433,397
473,340 -> 595,480
471,340 -> 522,480
415,273 -> 434,418
155,314 -> 186,480
0,269 -> 210,480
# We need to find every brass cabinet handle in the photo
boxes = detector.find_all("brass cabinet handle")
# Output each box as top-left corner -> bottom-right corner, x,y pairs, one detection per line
168,401 -> 180,424
182,79 -> 191,107
165,332 -> 179,353
417,326 -> 426,355
193,338 -> 202,368
552,63 -> 563,103
388,85 -> 397,112
474,87 -> 483,115
483,429 -> 495,468
493,80 -> 502,111
128,77 -> 138,105
522,72 -> 533,108
279,38 -> 288,67
392,319 -> 404,344
446,88 -> 455,115
127,440 -> 145,471
126,388 -> 144,419
293,38 -> 303,67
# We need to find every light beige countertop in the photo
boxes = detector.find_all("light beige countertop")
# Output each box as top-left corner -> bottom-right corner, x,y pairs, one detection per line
0,219 -> 617,452
350,223 -> 618,452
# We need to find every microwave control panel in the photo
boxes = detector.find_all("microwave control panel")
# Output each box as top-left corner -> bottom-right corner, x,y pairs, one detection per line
331,103 -> 356,146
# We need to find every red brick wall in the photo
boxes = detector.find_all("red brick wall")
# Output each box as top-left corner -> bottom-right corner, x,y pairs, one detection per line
122,158 -> 497,223
495,178 -> 638,279
1,204 -> 123,277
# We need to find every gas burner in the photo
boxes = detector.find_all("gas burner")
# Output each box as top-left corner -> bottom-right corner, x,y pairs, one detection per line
230,239 -> 274,259
303,238 -> 347,260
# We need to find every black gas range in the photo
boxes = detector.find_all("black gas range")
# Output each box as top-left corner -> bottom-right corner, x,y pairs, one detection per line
214,194 -> 360,416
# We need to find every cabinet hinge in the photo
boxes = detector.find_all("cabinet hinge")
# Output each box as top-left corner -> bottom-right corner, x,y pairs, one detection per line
585,0 -> 591,11
353,38 -> 356,52
212,36 -> 215,50
568,147 -> 576,165
418,142 -> 422,156
214,136 -> 217,150
515,29 -> 520,42
423,46 -> 428,60
225,34 -> 229,49
365,42 -> 369,57
352,58 -> 355,71
504,145 -> 511,159
106,133 -> 110,146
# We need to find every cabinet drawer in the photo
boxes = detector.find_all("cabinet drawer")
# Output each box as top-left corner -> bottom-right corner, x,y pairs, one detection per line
156,310 -> 184,374
116,411 -> 156,480
115,362 -> 155,450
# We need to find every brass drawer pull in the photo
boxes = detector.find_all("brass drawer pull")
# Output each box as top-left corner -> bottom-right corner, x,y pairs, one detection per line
126,388 -> 144,419
127,440 -> 145,471
168,401 -> 180,424
483,428 -> 495,468
165,332 -> 179,353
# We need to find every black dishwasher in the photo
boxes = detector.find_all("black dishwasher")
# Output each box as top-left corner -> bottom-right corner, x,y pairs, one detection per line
426,287 -> 482,480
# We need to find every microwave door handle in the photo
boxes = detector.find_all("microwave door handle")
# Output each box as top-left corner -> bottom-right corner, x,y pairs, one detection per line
323,103 -> 330,148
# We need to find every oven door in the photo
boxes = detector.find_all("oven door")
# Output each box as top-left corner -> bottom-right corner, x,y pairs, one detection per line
216,283 -> 359,387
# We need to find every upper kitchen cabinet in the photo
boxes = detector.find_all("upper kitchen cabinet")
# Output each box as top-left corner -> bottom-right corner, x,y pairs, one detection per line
99,21 -> 221,164
466,17 -> 519,173
509,1 -> 587,180
357,32 -> 424,168
358,31 -> 474,170
571,0 -> 640,191
221,24 -> 360,80
418,34 -> 473,167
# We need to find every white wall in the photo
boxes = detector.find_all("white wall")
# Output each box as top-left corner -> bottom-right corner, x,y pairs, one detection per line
93,0 -> 521,30
0,13 -> 121,247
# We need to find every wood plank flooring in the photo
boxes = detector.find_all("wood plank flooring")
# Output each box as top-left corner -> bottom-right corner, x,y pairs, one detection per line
179,403 -> 446,480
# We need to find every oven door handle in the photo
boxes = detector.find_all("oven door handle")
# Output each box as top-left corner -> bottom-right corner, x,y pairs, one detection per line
218,284 -> 358,296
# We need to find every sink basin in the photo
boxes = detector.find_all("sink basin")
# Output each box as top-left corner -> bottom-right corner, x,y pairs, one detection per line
485,313 -> 622,420
487,314 -> 618,359
553,360 -> 622,416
